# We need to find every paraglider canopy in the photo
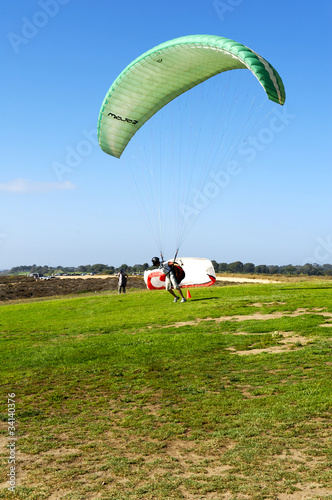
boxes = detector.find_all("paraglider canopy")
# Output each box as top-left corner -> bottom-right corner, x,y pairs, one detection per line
97,34 -> 286,261
97,34 -> 285,159
144,257 -> 216,290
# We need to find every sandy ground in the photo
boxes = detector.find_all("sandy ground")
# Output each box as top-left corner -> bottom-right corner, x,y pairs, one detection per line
216,276 -> 280,284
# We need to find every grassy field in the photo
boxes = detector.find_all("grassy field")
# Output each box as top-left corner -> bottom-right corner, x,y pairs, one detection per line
0,280 -> 331,499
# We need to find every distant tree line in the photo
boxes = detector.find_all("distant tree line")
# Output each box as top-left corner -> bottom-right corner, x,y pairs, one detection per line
1,261 -> 332,277
211,261 -> 332,276
2,263 -> 150,276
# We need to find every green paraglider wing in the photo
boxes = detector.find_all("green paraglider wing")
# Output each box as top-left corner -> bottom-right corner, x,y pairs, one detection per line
97,34 -> 286,158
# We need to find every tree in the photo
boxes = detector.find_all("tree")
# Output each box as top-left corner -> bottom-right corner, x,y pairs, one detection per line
211,260 -> 219,272
228,261 -> 244,273
268,265 -> 279,275
282,265 -> 297,275
91,264 -> 108,274
118,264 -> 129,272
78,265 -> 90,273
322,264 -> 332,276
255,265 -> 269,274
104,266 -> 115,275
243,262 -> 255,273
300,264 -> 323,276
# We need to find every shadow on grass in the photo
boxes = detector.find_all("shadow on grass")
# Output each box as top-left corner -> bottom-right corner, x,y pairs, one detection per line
188,297 -> 219,302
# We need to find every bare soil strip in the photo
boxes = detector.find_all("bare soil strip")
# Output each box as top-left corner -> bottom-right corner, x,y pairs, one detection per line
163,308 -> 332,329
216,276 -> 280,283
160,308 -> 332,355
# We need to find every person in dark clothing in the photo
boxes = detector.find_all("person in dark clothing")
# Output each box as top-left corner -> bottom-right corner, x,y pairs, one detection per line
117,269 -> 128,294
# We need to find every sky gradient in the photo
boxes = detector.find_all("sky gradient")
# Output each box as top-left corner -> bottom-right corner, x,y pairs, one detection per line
2,0 -> 332,269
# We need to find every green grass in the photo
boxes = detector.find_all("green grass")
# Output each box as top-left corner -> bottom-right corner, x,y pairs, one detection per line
0,281 -> 331,499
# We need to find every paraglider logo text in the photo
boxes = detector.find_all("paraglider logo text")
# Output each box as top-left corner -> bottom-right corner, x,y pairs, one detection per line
108,112 -> 138,125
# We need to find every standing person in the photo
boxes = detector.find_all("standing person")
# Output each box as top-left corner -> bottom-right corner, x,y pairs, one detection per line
151,257 -> 186,302
117,269 -> 128,294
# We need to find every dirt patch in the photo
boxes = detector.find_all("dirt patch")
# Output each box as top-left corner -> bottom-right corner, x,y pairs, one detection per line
163,308 -> 332,330
226,332 -> 311,356
161,308 -> 332,354
0,434 -> 29,491
275,485 -> 332,499
3,428 -> 330,499
212,308 -> 332,323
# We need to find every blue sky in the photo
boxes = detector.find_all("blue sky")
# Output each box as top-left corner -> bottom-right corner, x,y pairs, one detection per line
1,0 -> 331,269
